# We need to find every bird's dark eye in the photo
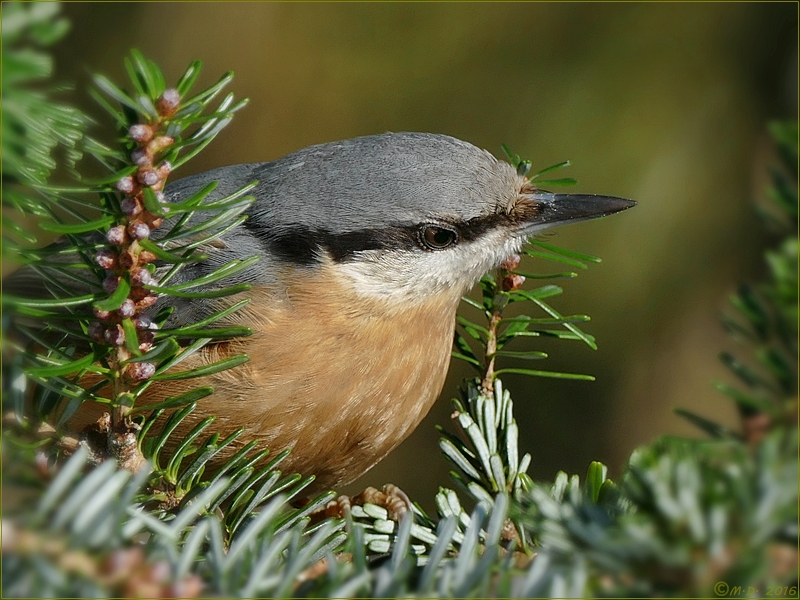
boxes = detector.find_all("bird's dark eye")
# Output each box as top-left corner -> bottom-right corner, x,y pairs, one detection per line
419,225 -> 458,250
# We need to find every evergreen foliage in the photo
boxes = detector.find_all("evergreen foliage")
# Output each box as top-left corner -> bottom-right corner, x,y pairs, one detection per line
3,5 -> 797,597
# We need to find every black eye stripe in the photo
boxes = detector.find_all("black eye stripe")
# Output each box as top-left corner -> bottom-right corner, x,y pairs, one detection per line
244,223 -> 418,264
243,213 -> 520,265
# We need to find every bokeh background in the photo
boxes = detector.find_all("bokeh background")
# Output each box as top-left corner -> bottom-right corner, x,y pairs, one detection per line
53,2 -> 796,509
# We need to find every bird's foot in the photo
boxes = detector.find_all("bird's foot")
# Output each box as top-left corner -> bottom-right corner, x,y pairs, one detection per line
321,483 -> 411,522
77,412 -> 146,472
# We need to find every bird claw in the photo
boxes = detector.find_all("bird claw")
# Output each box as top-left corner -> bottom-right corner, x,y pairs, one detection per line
321,484 -> 411,522
76,412 -> 146,472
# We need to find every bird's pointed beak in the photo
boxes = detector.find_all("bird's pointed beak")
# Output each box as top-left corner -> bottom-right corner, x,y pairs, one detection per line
519,192 -> 636,234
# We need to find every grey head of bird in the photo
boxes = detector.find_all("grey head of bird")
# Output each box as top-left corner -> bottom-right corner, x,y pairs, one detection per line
162,132 -> 635,318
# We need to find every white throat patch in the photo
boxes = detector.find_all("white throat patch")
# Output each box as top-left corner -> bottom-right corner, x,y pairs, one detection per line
334,228 -> 528,304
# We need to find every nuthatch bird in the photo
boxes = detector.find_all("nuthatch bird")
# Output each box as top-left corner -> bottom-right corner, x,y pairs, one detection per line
22,133 -> 635,493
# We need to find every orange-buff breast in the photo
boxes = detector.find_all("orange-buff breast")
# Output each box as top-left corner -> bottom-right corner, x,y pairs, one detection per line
71,263 -> 462,494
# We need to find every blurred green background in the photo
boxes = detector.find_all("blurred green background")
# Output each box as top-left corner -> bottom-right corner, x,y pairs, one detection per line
54,2 -> 796,508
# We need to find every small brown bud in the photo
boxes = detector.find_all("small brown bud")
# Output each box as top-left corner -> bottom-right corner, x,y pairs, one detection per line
146,214 -> 164,229
135,295 -> 158,310
131,288 -> 158,312
137,249 -> 158,264
124,361 -> 155,383
131,147 -> 152,167
130,267 -> 154,287
106,225 -> 128,246
128,222 -> 151,240
94,249 -> 117,270
500,253 -> 521,272
118,298 -> 136,318
133,314 -> 155,330
156,88 -> 180,117
93,307 -> 112,321
125,361 -> 156,382
138,330 -> 155,352
147,135 -> 174,155
502,273 -> 526,291
104,324 -> 126,346
129,123 -> 154,143
116,176 -> 136,194
155,161 -> 172,180
102,275 -> 121,295
121,197 -> 143,217
137,168 -> 160,187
